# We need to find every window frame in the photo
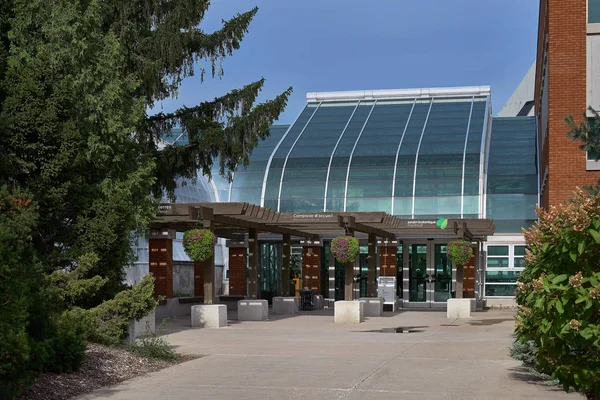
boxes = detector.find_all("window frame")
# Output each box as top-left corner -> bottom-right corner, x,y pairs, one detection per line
484,244 -> 526,298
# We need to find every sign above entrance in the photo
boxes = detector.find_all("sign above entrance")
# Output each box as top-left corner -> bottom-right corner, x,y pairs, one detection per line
403,218 -> 448,229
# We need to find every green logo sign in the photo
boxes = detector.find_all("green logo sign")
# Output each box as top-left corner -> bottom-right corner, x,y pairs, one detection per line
436,218 -> 448,230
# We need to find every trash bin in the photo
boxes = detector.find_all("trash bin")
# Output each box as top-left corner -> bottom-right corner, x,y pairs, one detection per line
299,289 -> 314,311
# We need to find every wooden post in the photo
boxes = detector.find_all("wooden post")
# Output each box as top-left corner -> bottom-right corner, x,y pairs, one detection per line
282,234 -> 291,296
248,228 -> 259,299
367,234 -> 377,297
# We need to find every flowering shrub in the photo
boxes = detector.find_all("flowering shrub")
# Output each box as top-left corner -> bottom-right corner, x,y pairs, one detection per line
330,236 -> 359,263
515,188 -> 600,398
183,229 -> 217,262
446,240 -> 473,266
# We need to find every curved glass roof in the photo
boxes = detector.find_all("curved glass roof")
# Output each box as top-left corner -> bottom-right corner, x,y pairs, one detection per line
257,88 -> 491,218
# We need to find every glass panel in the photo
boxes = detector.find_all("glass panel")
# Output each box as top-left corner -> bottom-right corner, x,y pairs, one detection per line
486,270 -> 520,283
345,197 -> 391,213
413,196 -> 461,215
463,195 -> 480,215
591,0 -> 600,23
487,246 -> 509,256
434,244 -> 452,302
487,194 -> 538,220
494,220 -> 536,233
487,258 -> 509,268
514,257 -> 526,269
514,245 -> 527,256
409,244 -> 428,302
485,285 -> 517,297
279,198 -> 324,212
393,197 -> 412,216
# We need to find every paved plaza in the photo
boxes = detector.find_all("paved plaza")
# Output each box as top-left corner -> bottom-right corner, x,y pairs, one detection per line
78,309 -> 580,400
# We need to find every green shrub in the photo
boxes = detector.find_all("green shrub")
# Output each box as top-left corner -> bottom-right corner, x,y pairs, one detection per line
44,309 -> 91,373
89,275 -> 157,346
517,189 -> 600,397
126,321 -> 178,362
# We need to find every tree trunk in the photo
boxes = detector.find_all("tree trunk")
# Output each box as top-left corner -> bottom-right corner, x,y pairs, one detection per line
455,264 -> 464,299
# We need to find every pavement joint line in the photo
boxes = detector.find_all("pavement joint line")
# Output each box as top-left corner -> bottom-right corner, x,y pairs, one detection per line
166,384 -> 467,395
335,330 -> 435,399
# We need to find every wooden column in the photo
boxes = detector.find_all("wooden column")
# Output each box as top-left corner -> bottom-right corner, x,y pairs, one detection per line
203,252 -> 215,305
228,245 -> 247,296
462,246 -> 477,299
248,228 -> 259,299
149,229 -> 175,299
302,246 -> 321,295
194,260 -> 205,297
367,234 -> 377,297
282,234 -> 291,296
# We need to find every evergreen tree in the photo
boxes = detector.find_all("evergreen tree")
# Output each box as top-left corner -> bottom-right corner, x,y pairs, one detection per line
0,0 -> 291,299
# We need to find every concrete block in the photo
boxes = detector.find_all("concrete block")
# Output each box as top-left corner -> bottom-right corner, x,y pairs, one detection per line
191,305 -> 227,328
272,297 -> 299,314
314,295 -> 324,310
238,299 -> 268,321
359,297 -> 384,317
128,311 -> 155,343
334,301 -> 364,324
447,298 -> 472,319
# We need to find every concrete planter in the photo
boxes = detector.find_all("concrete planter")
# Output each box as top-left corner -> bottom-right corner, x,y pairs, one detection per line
191,304 -> 227,328
238,299 -> 268,321
359,297 -> 384,317
128,311 -> 155,344
447,298 -> 472,318
272,297 -> 299,314
334,301 -> 364,323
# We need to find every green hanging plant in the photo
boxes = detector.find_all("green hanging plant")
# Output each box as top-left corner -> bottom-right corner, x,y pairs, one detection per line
330,236 -> 360,263
446,240 -> 473,266
183,229 -> 217,262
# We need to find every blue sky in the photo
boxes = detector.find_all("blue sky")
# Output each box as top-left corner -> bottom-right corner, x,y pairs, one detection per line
157,0 -> 539,124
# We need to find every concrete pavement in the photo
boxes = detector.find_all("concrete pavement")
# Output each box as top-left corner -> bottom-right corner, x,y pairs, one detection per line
77,309 -> 581,400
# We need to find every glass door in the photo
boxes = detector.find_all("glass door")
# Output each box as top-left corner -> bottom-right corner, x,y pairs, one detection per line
408,244 -> 428,303
406,242 -> 452,308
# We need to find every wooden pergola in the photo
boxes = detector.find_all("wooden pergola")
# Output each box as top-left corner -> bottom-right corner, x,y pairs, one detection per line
151,202 -> 495,304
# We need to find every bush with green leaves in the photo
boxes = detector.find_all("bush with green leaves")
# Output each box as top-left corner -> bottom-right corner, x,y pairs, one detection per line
88,274 -> 158,346
446,240 -> 473,266
516,188 -> 600,398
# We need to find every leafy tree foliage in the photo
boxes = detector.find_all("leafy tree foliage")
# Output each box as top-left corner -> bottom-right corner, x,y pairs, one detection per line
0,0 -> 289,396
0,0 -> 290,299
516,189 -> 600,398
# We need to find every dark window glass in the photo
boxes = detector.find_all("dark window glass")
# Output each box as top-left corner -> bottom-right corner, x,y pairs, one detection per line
487,246 -> 509,256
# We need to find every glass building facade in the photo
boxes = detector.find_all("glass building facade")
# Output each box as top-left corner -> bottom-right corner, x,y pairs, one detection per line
259,91 -> 491,218
149,87 -> 539,300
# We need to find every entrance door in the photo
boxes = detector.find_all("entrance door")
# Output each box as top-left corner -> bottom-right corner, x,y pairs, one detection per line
406,242 -> 452,308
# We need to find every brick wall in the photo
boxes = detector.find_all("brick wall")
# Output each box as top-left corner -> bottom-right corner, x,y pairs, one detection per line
537,0 -> 600,207
302,246 -> 321,295
149,238 -> 173,299
379,246 -> 397,277
228,247 -> 247,296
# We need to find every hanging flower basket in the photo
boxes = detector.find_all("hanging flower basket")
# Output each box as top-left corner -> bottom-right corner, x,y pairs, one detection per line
183,229 -> 217,262
330,236 -> 360,263
446,240 -> 473,267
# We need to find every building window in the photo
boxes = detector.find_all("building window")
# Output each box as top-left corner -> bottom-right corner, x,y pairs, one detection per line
485,245 -> 526,297
590,0 -> 600,23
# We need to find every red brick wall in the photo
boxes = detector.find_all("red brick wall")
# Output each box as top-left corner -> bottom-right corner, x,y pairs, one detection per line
302,246 -> 321,295
536,0 -> 600,207
379,246 -> 397,277
228,247 -> 247,296
149,238 -> 173,299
